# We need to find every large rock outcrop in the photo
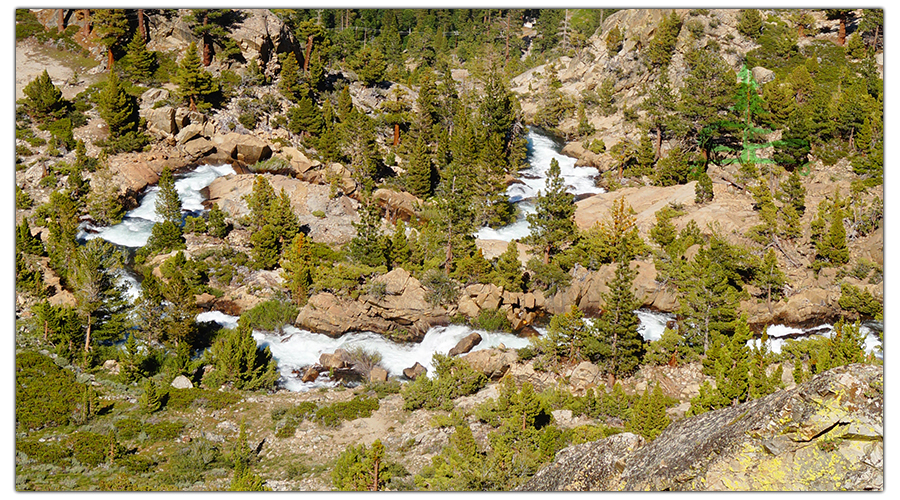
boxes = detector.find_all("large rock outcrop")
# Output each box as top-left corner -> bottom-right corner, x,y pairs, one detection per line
294,268 -> 450,341
206,173 -> 360,245
520,363 -> 883,491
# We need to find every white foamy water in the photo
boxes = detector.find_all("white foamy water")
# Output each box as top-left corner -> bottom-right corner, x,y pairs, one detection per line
252,323 -> 535,392
635,309 -> 676,342
475,129 -> 603,242
80,164 -> 235,247
748,322 -> 882,358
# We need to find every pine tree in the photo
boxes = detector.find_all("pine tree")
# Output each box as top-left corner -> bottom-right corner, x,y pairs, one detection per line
278,52 -> 305,103
70,238 -> 129,353
695,167 -> 714,204
352,45 -> 387,87
677,236 -> 742,353
381,85 -> 411,146
348,198 -> 388,268
536,305 -> 595,366
640,72 -> 679,160
592,261 -> 644,382
20,70 -> 66,124
816,195 -> 850,267
146,167 -> 185,254
139,379 -> 162,413
646,10 -> 682,69
525,158 -> 576,265
288,96 -> 323,137
207,204 -> 229,238
754,248 -> 786,306
210,317 -> 279,391
92,9 -> 129,70
160,260 -> 198,348
737,9 -> 763,39
406,134 -> 433,198
122,33 -> 156,81
280,233 -> 314,306
87,165 -> 125,226
491,241 -> 524,292
16,219 -> 44,256
627,384 -> 671,441
186,9 -> 240,66
388,220 -> 411,269
120,333 -> 143,384
250,224 -> 281,270
268,188 -> 300,244
605,24 -> 624,56
97,71 -> 138,138
175,42 -> 218,112
244,175 -> 276,231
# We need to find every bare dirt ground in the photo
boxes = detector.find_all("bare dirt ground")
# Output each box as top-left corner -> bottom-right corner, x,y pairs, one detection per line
15,37 -> 101,101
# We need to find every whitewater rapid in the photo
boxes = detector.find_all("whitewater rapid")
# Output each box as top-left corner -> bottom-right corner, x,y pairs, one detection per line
79,164 -> 236,248
94,133 -> 881,393
475,129 -> 604,242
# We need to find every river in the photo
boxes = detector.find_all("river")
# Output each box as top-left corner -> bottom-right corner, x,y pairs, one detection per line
92,130 -> 882,391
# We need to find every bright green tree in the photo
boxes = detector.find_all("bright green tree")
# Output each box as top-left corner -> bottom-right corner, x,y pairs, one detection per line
592,261 -> 644,382
737,9 -> 763,40
645,10 -> 682,69
250,224 -> 281,270
278,51 -> 305,102
525,158 -> 576,265
92,9 -> 129,70
280,233 -> 314,306
16,219 -> 44,256
122,32 -> 156,81
627,383 -> 671,440
146,167 -> 185,253
19,70 -> 66,124
352,45 -> 387,87
97,71 -> 138,138
208,317 -> 279,391
405,134 -> 433,198
70,238 -> 129,354
491,241 -> 525,292
175,42 -> 218,112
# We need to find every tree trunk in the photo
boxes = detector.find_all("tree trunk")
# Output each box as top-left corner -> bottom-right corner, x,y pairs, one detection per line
838,17 -> 847,45
202,13 -> 212,66
371,457 -> 380,491
304,35 -> 314,72
57,9 -> 65,33
107,48 -> 115,71
137,9 -> 146,41
80,10 -> 91,38
84,317 -> 92,352
655,127 -> 662,160
393,123 -> 400,146
189,95 -> 197,112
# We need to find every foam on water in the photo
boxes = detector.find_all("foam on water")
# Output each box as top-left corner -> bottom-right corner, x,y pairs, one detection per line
249,324 -> 533,392
475,202 -> 535,242
82,164 -> 235,247
475,129 -> 603,242
635,309 -> 676,342
747,322 -> 882,358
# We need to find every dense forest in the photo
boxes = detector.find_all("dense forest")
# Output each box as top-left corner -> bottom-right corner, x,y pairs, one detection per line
15,8 -> 883,491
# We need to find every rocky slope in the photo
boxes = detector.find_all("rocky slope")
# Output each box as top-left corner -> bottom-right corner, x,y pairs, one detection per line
519,363 -> 883,491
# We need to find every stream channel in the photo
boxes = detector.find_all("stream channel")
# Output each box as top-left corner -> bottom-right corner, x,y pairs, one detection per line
87,129 -> 882,391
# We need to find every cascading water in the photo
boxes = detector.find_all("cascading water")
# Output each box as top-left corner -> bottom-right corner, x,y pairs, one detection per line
475,128 -> 604,242
94,133 -> 882,393
79,164 -> 236,248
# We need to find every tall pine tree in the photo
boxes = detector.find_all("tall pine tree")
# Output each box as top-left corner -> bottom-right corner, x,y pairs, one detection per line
525,158 -> 576,264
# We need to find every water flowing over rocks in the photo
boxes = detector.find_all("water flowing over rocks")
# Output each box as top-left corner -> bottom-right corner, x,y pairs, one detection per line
519,364 -> 883,491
